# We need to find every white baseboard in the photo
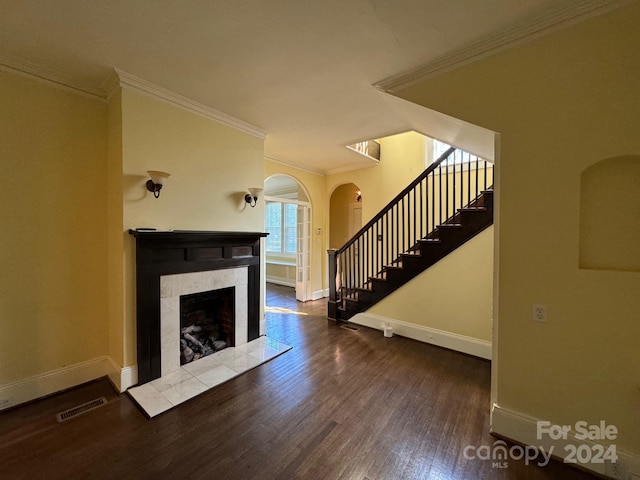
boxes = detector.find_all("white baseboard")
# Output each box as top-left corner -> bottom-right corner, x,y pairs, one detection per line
0,356 -> 112,411
0,356 -> 141,411
266,277 -> 295,288
350,312 -> 492,360
311,288 -> 328,300
265,282 -> 327,300
106,357 -> 138,393
492,404 -> 640,478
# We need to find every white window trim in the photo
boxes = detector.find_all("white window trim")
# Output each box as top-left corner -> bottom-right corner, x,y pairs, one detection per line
264,195 -> 311,206
264,197 -> 310,256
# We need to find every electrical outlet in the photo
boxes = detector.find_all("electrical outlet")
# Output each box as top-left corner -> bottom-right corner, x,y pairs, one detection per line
605,459 -> 626,479
532,304 -> 547,322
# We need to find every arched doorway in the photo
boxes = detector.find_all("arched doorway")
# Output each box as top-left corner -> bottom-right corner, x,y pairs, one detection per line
329,183 -> 362,249
264,175 -> 312,302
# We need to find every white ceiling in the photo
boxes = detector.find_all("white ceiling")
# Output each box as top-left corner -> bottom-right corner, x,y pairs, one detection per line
0,0 -> 625,173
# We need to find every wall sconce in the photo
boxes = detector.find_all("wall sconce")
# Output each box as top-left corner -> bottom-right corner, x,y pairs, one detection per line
244,187 -> 263,207
355,189 -> 362,202
146,171 -> 171,198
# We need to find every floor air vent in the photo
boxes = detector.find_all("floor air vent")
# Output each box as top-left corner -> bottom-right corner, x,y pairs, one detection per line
56,397 -> 107,422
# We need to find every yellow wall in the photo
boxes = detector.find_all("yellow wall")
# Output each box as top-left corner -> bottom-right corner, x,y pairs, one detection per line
0,73 -> 267,392
264,161 -> 326,296
0,70 -> 108,383
107,89 -> 125,367
369,227 -> 493,341
394,4 -> 640,452
327,131 -> 427,222
120,88 -> 264,231
118,87 -> 265,366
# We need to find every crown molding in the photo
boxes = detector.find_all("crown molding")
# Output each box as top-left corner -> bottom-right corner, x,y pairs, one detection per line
264,154 -> 326,176
101,69 -> 121,101
325,161 -> 378,176
0,56 -> 267,139
112,69 -> 267,140
375,0 -> 636,93
0,54 -> 106,100
266,153 -> 376,176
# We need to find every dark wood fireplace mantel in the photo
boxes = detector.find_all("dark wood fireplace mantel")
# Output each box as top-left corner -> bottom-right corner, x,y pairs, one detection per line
129,230 -> 268,385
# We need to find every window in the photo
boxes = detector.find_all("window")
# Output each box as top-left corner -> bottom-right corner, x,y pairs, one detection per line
265,201 -> 297,254
433,140 -> 479,166
433,139 -> 452,160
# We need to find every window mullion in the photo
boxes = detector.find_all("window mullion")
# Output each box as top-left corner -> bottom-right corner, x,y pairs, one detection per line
281,203 -> 286,253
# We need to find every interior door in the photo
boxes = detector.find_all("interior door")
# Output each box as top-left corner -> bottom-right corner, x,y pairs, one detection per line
295,204 -> 311,302
349,203 -> 362,238
348,202 -> 363,286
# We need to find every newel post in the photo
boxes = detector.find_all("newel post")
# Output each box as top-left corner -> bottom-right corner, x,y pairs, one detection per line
327,249 -> 338,320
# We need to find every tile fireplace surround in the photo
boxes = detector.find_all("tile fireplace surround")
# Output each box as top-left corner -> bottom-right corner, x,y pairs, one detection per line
159,267 -> 248,376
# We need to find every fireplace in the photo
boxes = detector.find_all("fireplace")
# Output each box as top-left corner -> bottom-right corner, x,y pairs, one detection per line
180,287 -> 235,365
159,266 -> 249,377
129,230 -> 267,385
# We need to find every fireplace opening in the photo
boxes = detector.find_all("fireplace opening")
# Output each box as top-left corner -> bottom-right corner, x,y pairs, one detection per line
180,287 -> 235,365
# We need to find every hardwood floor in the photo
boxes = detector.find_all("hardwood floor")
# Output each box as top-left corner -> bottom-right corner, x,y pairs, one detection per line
0,284 -> 597,479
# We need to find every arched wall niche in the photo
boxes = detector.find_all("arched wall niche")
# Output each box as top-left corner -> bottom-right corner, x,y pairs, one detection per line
579,155 -> 640,272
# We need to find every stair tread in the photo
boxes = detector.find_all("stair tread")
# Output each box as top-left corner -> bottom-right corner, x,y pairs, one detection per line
356,285 -> 374,292
370,275 -> 388,282
384,265 -> 403,271
344,293 -> 359,303
459,207 -> 487,212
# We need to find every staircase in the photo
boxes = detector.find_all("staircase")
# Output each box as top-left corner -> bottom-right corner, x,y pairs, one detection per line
328,147 -> 494,321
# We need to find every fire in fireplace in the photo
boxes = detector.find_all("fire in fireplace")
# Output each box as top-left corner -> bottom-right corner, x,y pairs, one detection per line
180,287 -> 235,365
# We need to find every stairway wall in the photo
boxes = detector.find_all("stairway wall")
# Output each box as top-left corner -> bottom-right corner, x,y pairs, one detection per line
354,226 -> 493,347
327,131 -> 430,224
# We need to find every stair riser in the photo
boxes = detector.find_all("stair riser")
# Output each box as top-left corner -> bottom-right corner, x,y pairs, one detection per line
460,212 -> 493,233
417,242 -> 445,260
369,278 -> 394,294
382,268 -> 405,283
433,227 -> 466,245
477,192 -> 494,209
398,255 -> 430,272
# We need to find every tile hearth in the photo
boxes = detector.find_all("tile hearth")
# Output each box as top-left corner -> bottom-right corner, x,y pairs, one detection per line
128,336 -> 291,417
